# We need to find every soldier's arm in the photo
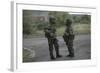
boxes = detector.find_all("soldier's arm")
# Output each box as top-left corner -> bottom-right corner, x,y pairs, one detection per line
69,26 -> 74,35
64,28 -> 69,36
44,28 -> 50,33
69,26 -> 75,40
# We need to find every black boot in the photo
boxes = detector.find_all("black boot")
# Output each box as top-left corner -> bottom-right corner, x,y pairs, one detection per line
56,49 -> 62,58
67,47 -> 74,57
66,54 -> 74,57
51,56 -> 56,60
56,55 -> 62,58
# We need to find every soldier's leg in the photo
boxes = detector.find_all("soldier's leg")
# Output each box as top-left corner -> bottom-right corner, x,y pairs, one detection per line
67,46 -> 74,56
67,40 -> 74,57
54,39 -> 62,58
48,39 -> 55,59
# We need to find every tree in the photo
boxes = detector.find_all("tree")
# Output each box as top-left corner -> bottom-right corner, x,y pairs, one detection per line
49,12 -> 69,27
23,10 -> 34,34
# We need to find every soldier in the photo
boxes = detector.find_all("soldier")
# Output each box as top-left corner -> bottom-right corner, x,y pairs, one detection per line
44,17 -> 62,60
63,19 -> 75,57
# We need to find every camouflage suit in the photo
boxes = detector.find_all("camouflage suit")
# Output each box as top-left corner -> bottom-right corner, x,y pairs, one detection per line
63,19 -> 75,57
44,17 -> 61,60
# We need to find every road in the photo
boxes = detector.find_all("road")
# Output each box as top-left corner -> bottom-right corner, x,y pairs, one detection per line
23,34 -> 91,62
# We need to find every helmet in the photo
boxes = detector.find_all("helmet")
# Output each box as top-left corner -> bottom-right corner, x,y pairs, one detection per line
49,16 -> 56,24
66,19 -> 72,26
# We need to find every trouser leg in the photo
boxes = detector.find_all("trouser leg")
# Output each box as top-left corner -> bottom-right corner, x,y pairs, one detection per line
54,39 -> 61,57
67,40 -> 74,57
68,46 -> 74,56
48,40 -> 55,59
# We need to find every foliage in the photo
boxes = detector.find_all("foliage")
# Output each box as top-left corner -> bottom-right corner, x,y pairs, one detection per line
23,10 -> 91,36
48,11 -> 69,27
23,10 -> 34,34
72,15 -> 91,24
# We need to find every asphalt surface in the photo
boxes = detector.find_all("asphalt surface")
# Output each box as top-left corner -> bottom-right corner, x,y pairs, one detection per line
23,34 -> 91,62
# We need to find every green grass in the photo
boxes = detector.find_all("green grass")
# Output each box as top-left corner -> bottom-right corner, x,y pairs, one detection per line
24,24 -> 90,38
57,27 -> 65,36
23,49 -> 31,62
57,24 -> 90,36
73,24 -> 90,34
23,48 -> 36,62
